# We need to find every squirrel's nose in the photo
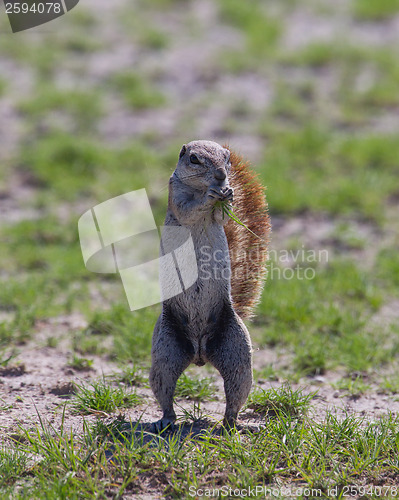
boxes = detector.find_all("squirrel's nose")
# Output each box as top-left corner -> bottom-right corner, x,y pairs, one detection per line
214,168 -> 226,181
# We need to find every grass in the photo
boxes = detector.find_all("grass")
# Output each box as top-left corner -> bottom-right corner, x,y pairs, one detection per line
67,354 -> 94,372
14,131 -> 168,205
109,364 -> 148,387
0,78 -> 6,96
259,126 -> 399,221
0,448 -> 28,489
17,132 -> 112,199
0,307 -> 36,345
84,304 -> 158,362
0,5 -> 100,76
280,42 -> 399,123
17,85 -> 103,132
0,216 -> 95,338
255,257 -> 393,375
118,3 -> 169,50
339,58 -> 399,120
217,0 -> 282,70
218,0 -> 282,50
0,33 -> 97,79
294,342 -> 327,376
69,303 -> 159,360
352,0 -> 399,20
380,373 -> 399,394
247,384 -> 315,418
0,36 -> 60,77
175,373 -> 217,402
278,42 -> 368,68
253,364 -> 279,382
268,81 -> 312,122
1,216 -> 82,274
328,222 -> 367,250
333,375 -> 372,398
4,408 -> 399,497
72,378 -> 143,415
376,248 -> 399,289
109,71 -> 166,110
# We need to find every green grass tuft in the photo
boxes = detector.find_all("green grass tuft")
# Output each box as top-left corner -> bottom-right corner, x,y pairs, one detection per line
109,364 -> 148,387
72,378 -> 143,415
333,375 -> 371,398
67,354 -> 94,372
247,384 -> 315,418
0,448 -> 28,488
175,373 -> 217,401
18,85 -> 103,131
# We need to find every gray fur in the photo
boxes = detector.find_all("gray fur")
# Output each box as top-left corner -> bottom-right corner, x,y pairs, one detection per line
150,140 -> 253,430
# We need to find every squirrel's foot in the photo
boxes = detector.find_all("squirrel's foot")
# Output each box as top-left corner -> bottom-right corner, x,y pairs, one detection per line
149,417 -> 176,434
221,416 -> 238,433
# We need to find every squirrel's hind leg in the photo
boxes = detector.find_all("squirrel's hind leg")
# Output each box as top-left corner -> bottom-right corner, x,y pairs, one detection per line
150,316 -> 193,432
208,312 -> 253,428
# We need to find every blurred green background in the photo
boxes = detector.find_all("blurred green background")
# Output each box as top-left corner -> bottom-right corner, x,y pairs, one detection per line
1,0 -> 399,377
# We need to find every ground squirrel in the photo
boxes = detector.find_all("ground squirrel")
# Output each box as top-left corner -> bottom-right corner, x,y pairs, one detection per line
150,140 -> 270,430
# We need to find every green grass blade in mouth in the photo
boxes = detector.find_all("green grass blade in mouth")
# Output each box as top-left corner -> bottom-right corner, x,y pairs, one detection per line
213,200 -> 262,239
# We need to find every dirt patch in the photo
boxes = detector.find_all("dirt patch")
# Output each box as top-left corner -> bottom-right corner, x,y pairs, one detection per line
49,381 -> 76,396
0,171 -> 43,224
0,364 -> 26,377
370,299 -> 399,330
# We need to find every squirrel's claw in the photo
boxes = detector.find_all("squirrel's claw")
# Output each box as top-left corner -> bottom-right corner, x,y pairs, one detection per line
208,186 -> 234,203
222,187 -> 234,202
207,187 -> 223,200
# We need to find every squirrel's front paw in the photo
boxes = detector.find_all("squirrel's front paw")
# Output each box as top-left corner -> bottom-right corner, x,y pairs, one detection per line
221,186 -> 234,203
207,186 -> 234,203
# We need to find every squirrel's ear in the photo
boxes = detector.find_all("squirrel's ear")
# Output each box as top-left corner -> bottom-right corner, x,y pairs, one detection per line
179,145 -> 187,159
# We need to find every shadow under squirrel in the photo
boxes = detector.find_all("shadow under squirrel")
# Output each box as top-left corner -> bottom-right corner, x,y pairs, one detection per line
150,140 -> 270,430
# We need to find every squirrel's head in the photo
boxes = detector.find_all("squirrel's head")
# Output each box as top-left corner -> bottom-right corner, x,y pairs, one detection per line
174,140 -> 231,190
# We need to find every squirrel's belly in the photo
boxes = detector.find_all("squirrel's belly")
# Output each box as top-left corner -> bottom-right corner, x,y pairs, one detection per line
180,278 -> 228,323
168,226 -> 232,365
176,283 -> 228,365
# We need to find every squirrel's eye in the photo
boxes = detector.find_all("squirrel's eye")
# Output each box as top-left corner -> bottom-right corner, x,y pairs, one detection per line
190,154 -> 201,165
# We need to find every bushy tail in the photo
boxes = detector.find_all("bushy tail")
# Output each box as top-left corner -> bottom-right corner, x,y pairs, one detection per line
224,150 -> 271,320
